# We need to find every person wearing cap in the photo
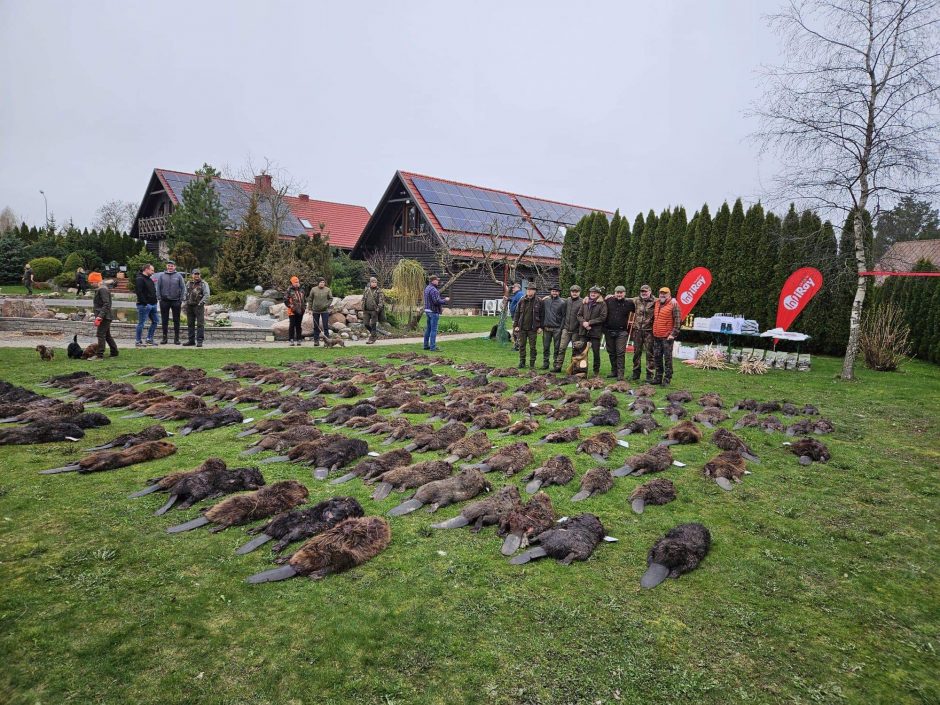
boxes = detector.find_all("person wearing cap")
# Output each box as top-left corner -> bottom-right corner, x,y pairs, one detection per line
604,285 -> 636,380
91,274 -> 118,359
651,286 -> 681,385
308,278 -> 333,345
630,284 -> 657,382
539,285 -> 565,370
553,284 -> 584,373
362,276 -> 385,344
155,260 -> 186,345
577,285 -> 608,376
504,282 -> 524,350
422,274 -> 449,352
22,264 -> 34,296
513,282 -> 543,369
285,276 -> 306,346
135,263 -> 160,348
182,269 -> 210,348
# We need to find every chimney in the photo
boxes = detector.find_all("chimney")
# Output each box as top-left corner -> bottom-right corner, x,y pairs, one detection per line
298,193 -> 309,201
255,174 -> 273,194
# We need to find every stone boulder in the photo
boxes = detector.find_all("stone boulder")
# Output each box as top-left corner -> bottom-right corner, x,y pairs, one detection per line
271,318 -> 289,340
262,288 -> 282,301
205,304 -> 224,317
269,303 -> 288,319
338,294 -> 363,312
328,312 -> 347,327
257,299 -> 277,317
1,298 -> 51,318
329,322 -> 348,333
244,295 -> 260,313
69,312 -> 85,321
302,311 -> 314,335
54,312 -> 69,320
345,314 -> 359,325
66,288 -> 77,294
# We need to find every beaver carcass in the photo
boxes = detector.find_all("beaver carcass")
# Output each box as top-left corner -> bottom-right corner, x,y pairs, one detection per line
613,445 -> 673,477
498,491 -> 555,555
711,428 -> 760,462
571,467 -> 615,501
387,467 -> 490,516
660,420 -> 703,446
509,513 -> 606,565
369,460 -> 453,501
330,448 -> 413,485
166,480 -> 309,533
629,477 -> 677,514
789,437 -> 831,465
522,455 -> 575,493
641,522 -> 711,589
702,450 -> 748,491
463,442 -> 533,476
431,485 -> 522,531
40,440 -> 177,474
237,496 -> 364,555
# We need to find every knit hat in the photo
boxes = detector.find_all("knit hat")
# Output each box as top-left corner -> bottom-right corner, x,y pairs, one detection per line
659,287 -> 671,296
614,285 -> 626,293
290,276 -> 299,285
88,272 -> 103,285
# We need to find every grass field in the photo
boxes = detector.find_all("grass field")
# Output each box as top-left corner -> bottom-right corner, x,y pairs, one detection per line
0,340 -> 937,705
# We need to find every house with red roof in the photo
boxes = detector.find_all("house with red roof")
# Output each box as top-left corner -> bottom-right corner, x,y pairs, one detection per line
352,170 -> 610,309
130,168 -> 370,256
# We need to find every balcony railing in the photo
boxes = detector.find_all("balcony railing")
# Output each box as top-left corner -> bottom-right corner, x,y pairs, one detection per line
136,215 -> 169,240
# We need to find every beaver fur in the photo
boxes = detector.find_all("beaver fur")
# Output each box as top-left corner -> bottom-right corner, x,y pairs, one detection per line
389,467 -> 490,516
614,444 -> 673,477
545,403 -> 582,422
499,393 -> 532,413
571,467 -> 615,501
577,431 -> 619,461
395,399 -> 435,415
57,412 -> 111,429
247,516 -> 390,583
789,437 -> 831,464
564,389 -> 593,405
802,404 -> 820,415
404,422 -> 467,453
168,480 -> 309,534
711,429 -> 759,461
154,464 -> 266,514
73,381 -> 135,402
781,402 -> 800,416
536,426 -> 581,445
443,432 -> 493,463
498,491 -> 555,555
581,407 -> 621,428
509,513 -> 605,565
270,433 -> 347,464
331,448 -> 413,484
0,421 -> 86,445
692,407 -> 729,428
3,400 -> 84,424
629,477 -> 677,514
617,414 -> 660,437
759,414 -> 785,433
239,496 -> 365,555
631,384 -> 656,398
501,418 -> 539,436
136,395 -> 209,421
642,522 -> 711,588
731,398 -> 758,412
593,391 -> 619,409
465,441 -> 533,476
468,410 -> 512,432
321,403 -> 376,426
629,398 -> 656,416
702,450 -> 747,490
733,412 -> 760,430
665,390 -> 692,403
522,455 -> 575,493
309,437 -> 370,479
698,392 -> 724,408
238,411 -> 312,438
44,370 -> 92,388
661,420 -> 703,446
242,425 -> 324,456
566,339 -> 590,376
385,420 -> 436,444
755,400 -> 781,414
369,460 -> 454,500
179,407 -> 244,435
432,485 -> 522,531
85,424 -> 168,451
786,417 -> 834,436
130,457 -> 228,497
40,439 -> 177,474
664,402 -> 687,421
541,388 -> 565,401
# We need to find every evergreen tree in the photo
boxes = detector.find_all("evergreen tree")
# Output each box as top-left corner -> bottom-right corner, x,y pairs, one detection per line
632,210 -> 658,291
622,212 -> 644,293
611,214 -> 632,288
576,213 -> 596,286
560,217 -> 585,290
598,211 -> 620,290
682,211 -> 699,278
215,194 -> 270,291
873,196 -> 940,260
698,202 -> 730,314
733,203 -> 765,314
585,212 -> 609,290
293,227 -> 333,282
757,212 -> 782,327
0,234 -> 27,284
799,218 -> 838,351
689,203 -> 712,271
166,164 -> 226,266
716,199 -> 745,313
662,206 -> 687,290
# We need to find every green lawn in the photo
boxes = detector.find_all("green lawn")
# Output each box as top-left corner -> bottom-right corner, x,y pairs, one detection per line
0,341 -> 937,705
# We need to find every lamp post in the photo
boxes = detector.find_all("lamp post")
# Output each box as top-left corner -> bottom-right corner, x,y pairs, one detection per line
39,190 -> 48,227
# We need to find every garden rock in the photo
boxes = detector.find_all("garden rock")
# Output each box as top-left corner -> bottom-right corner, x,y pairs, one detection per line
244,295 -> 260,314
1,298 -> 51,318
54,313 -> 69,320
269,303 -> 287,319
271,318 -> 289,340
262,289 -> 282,301
338,294 -> 363,312
329,312 -> 347,327
257,299 -> 276,317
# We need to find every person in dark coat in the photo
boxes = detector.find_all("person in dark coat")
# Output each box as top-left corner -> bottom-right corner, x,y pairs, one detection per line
134,264 -> 160,347
92,277 -> 118,359
308,278 -> 333,345
285,276 -> 306,346
22,264 -> 34,296
604,286 -> 635,380
75,267 -> 88,296
540,285 -> 565,370
182,269 -> 210,348
630,284 -> 656,382
577,285 -> 607,376
552,284 -> 583,373
513,283 -> 543,369
422,275 -> 449,352
362,276 -> 385,344
155,261 -> 186,345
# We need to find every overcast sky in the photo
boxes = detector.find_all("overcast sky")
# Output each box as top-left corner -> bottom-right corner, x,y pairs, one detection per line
0,0 -> 784,229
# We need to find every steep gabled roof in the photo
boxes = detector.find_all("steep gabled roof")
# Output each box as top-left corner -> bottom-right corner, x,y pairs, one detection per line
150,168 -> 371,249
389,170 -> 610,265
876,239 -> 940,272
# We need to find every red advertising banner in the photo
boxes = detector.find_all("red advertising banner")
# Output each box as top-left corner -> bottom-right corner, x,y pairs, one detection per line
775,267 -> 823,331
676,266 -> 712,316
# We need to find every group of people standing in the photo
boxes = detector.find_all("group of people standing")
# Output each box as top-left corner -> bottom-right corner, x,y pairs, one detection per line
509,281 -> 681,384
283,276 -> 385,347
132,260 -> 210,349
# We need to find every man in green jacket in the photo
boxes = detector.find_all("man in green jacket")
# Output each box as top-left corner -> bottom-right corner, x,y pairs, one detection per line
630,284 -> 656,382
362,276 -> 384,344
92,278 -> 118,359
308,278 -> 333,346
513,282 -> 542,369
552,284 -> 583,373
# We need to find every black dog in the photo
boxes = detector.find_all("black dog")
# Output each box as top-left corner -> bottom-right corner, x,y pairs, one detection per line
67,335 -> 83,360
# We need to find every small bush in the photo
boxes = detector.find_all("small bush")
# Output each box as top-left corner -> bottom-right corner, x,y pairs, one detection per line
210,290 -> 250,310
860,303 -> 912,371
54,271 -> 78,289
63,252 -> 84,273
126,249 -> 164,293
27,257 -> 63,282
438,319 -> 461,334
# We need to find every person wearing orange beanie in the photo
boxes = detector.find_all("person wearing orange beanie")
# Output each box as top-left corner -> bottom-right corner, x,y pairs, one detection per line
285,276 -> 306,346
651,287 -> 681,385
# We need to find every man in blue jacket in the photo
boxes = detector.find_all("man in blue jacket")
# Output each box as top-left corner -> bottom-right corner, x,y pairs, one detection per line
506,282 -> 524,350
422,275 -> 449,352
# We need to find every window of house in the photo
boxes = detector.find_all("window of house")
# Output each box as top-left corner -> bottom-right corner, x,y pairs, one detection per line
300,218 -> 313,229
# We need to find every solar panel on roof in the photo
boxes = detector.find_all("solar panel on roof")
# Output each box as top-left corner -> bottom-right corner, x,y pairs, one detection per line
412,176 -> 537,238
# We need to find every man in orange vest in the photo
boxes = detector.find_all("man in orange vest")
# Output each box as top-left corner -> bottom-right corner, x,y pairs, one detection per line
651,286 -> 681,385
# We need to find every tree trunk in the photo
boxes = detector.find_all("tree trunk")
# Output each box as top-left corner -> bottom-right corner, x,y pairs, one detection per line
841,207 -> 869,380
406,310 -> 423,332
